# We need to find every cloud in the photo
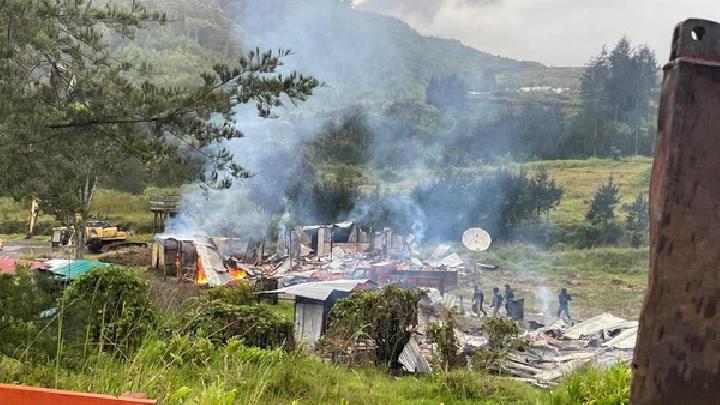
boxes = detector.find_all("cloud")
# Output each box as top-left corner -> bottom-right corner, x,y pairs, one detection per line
358,0 -> 720,66
358,0 -> 500,24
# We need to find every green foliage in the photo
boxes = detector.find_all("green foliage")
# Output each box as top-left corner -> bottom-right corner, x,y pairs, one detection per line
288,169 -> 361,225
471,317 -> 527,371
181,302 -> 294,350
203,284 -> 255,306
414,168 -> 562,242
546,363 -> 631,405
444,104 -> 566,163
0,0 -> 319,241
573,223 -> 624,248
586,176 -> 621,227
327,286 -> 424,368
435,370 -> 536,403
427,311 -> 460,371
307,111 -> 373,166
528,167 -> 564,218
568,36 -> 659,158
0,268 -> 58,359
426,73 -> 468,111
624,192 -> 649,248
61,266 -> 156,357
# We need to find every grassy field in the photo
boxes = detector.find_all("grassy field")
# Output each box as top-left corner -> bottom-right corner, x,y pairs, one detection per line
1,158 -> 652,235
528,157 -> 652,226
0,187 -> 178,236
463,245 -> 648,320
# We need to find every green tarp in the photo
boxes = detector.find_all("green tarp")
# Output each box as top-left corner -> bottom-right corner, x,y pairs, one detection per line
52,260 -> 110,280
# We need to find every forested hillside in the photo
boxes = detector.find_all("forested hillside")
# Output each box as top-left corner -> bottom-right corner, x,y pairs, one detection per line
116,0 -> 575,99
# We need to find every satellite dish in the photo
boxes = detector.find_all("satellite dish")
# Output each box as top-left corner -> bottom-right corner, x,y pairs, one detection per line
462,228 -> 492,252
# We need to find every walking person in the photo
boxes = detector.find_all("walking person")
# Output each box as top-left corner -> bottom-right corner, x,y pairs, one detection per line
492,287 -> 503,317
558,288 -> 572,323
504,284 -> 514,314
472,285 -> 487,316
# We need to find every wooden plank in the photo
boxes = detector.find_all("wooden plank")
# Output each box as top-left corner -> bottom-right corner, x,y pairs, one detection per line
0,384 -> 155,405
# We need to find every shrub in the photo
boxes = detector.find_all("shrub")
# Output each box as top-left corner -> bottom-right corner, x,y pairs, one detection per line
471,317 -> 527,371
574,223 -> 624,248
327,286 -> 424,368
224,338 -> 285,364
181,302 -> 294,350
547,363 -> 631,404
61,266 -> 156,357
427,311 -> 460,371
436,370 -> 536,403
203,284 -> 255,306
0,269 -> 58,359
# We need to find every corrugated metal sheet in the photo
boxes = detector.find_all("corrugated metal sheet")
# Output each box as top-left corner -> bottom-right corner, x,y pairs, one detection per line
399,336 -> 432,373
51,260 -> 110,280
263,279 -> 369,301
195,243 -> 232,287
564,313 -> 638,340
0,256 -> 48,275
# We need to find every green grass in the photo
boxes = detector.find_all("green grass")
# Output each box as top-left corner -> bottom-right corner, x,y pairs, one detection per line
0,187 -> 178,235
0,337 -> 633,404
468,244 -> 648,319
0,340 -> 542,404
529,157 -> 652,225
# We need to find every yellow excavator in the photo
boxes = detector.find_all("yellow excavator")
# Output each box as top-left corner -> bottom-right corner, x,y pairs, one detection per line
50,216 -> 147,253
85,220 -> 130,252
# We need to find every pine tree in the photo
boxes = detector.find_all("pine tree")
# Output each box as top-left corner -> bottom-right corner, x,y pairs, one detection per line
624,192 -> 649,247
0,1 -> 320,256
586,176 -> 621,227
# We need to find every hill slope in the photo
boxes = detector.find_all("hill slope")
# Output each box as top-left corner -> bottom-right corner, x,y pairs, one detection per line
231,1 -> 577,103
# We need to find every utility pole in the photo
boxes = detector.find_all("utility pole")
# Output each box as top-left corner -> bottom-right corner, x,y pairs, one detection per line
632,19 -> 720,404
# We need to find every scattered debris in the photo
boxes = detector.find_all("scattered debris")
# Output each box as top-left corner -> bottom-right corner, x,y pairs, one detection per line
399,335 -> 433,373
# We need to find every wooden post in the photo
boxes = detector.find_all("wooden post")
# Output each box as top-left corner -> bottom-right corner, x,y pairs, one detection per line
632,19 -> 720,404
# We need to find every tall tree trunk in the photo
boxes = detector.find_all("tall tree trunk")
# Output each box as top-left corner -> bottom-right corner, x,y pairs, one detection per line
632,19 -> 720,403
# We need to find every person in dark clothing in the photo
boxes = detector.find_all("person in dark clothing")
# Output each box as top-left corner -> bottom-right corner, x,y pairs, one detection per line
472,285 -> 487,316
504,284 -> 514,313
558,288 -> 572,322
492,287 -> 503,316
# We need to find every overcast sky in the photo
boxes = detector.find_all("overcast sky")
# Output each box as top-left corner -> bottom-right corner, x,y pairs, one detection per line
356,0 -> 719,66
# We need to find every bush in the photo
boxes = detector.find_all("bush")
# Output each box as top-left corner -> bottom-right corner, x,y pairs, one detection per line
547,363 -> 631,404
0,269 -> 58,360
181,302 -> 294,350
327,286 -> 423,368
61,266 -> 156,357
436,370 -> 536,403
427,311 -> 460,371
471,317 -> 527,371
574,223 -> 624,248
224,338 -> 285,364
203,284 -> 255,306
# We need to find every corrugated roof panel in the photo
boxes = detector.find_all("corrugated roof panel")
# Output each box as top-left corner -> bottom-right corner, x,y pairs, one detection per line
263,279 -> 369,301
0,256 -> 49,275
51,260 -> 110,280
